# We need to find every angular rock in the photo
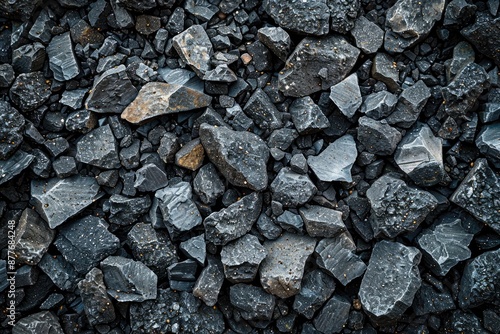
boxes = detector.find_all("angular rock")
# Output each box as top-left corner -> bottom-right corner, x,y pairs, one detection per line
200,124 -> 269,191
384,0 -> 446,53
9,72 -> 51,111
413,282 -> 455,315
279,35 -> 360,97
193,256 -> 224,306
60,88 -> 87,110
359,240 -> 422,324
372,53 -> 400,92
204,192 -> 262,245
76,124 -> 120,169
85,65 -> 138,114
307,135 -> 357,182
47,32 -> 80,81
293,269 -> 335,319
462,12 -> 500,66
38,253 -> 80,291
180,234 -> 206,265
193,163 -> 225,205
315,232 -> 367,286
394,123 -> 446,186
77,268 -> 116,326
447,41 -> 475,82
444,310 -> 490,334
136,14 -> 161,35
12,43 -> 46,73
173,25 -> 213,77
299,205 -> 345,238
134,163 -> 168,192
450,158 -> 500,234
0,101 -> 24,160
416,218 -> 473,276
54,215 -> 119,274
109,194 -> 151,225
366,174 -> 438,238
243,88 -> 282,131
230,283 -> 276,321
28,8 -> 55,43
270,168 -> 317,207
329,73 -> 362,118
268,128 -> 299,150
70,19 -> 104,45
175,138 -> 205,171
444,0 -> 477,27
31,176 -> 100,229
167,259 -> 198,291
0,63 -> 14,87
157,132 -> 179,163
65,110 -> 97,133
476,122 -> 500,167
313,295 -> 351,334
101,256 -> 157,302
122,82 -> 212,124
357,116 -> 402,156
290,96 -> 330,134
351,16 -> 384,54
386,80 -> 431,128
0,150 -> 34,186
260,232 -> 316,298
220,234 -> 267,283
257,26 -> 291,61
12,311 -> 64,334
256,213 -> 282,241
480,88 -> 500,123
203,64 -> 237,82
276,210 -> 304,233
14,208 -> 55,266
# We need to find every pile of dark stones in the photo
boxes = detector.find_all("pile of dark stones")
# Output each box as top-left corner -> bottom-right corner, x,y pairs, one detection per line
1,0 -> 499,333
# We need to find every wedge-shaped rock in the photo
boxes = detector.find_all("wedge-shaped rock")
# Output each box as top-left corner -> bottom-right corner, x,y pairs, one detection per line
270,168 -> 317,207
173,25 -> 213,77
243,88 -> 282,131
47,32 -> 80,81
13,311 -> 64,334
122,82 -> 212,124
351,16 -> 384,54
293,270 -> 335,319
230,284 -> 276,321
76,124 -> 120,169
279,35 -> 360,97
361,90 -> 397,120
203,64 -> 237,82
257,26 -> 291,61
0,150 -> 34,186
0,101 -> 25,160
199,124 -> 269,191
308,134 -> 357,182
289,96 -> 330,135
359,240 -> 422,324
260,232 -> 316,298
313,295 -> 351,334
77,268 -> 116,326
193,163 -> 225,205
476,122 -> 500,167
193,256 -> 224,307
31,176 -> 100,228
180,234 -> 206,265
38,253 -> 80,291
450,158 -> 500,234
204,192 -> 262,245
101,256 -> 157,302
109,194 -> 151,225
366,174 -> 437,238
329,73 -> 362,118
386,80 -> 431,128
220,234 -> 266,283
299,205 -> 346,238
357,116 -> 402,156
134,163 -> 168,192
9,71 -> 51,111
416,218 -> 473,276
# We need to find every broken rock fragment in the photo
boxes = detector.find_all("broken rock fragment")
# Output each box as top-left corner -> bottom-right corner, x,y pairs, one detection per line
47,32 -> 80,81
357,116 -> 402,156
109,194 -> 151,226
220,234 -> 266,283
193,163 -> 225,205
257,26 -> 291,61
386,80 -> 431,128
243,88 -> 282,131
77,268 -> 116,326
299,205 -> 345,238
329,73 -> 362,118
289,96 -> 330,135
351,16 -> 384,54
9,71 -> 51,111
12,311 -> 64,334
270,168 -> 317,207
0,150 -> 34,186
313,295 -> 351,334
193,256 -> 224,307
475,122 -> 500,167
76,124 -> 121,169
134,163 -> 168,192
461,12 -> 500,66
293,269 -> 335,319
173,25 -> 213,77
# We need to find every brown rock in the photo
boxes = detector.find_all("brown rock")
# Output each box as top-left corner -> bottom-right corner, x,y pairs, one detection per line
175,138 -> 205,171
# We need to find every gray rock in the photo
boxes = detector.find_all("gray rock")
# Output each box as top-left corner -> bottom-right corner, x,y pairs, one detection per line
0,150 -> 34,186
47,32 -> 80,81
28,8 -> 55,43
257,26 -> 291,61
77,268 -> 116,326
243,88 -> 282,131
458,249 -> 500,308
0,64 -> 15,87
0,0 -> 42,21
329,73 -> 362,118
155,182 -> 202,239
0,101 -> 24,160
204,192 -> 262,245
359,240 -> 421,324
384,0 -> 446,53
444,0 -> 477,27
200,124 -> 269,191
31,176 -> 100,229
366,174 -> 437,238
293,270 -> 336,319
54,215 -> 119,275
446,41 -> 475,82
121,82 -> 212,124
193,256 -> 224,306
14,208 -> 55,266
476,122 -> 500,167
290,96 -> 330,134
256,213 -> 282,240
313,295 -> 351,334
260,232 -> 316,298
230,284 -> 276,321
221,234 -> 267,283
203,64 -> 237,82
109,194 -> 151,225
416,218 -> 473,276
394,123 -> 446,186
479,88 -> 500,123
371,53 -> 400,92
386,80 -> 431,128
29,149 -> 51,178
277,210 -> 304,233
315,232 -> 367,286
157,132 -> 179,163
60,88 -> 87,110
65,110 -> 97,133
279,35 -> 360,97
175,138 -> 205,171
299,205 -> 345,238
12,43 -> 46,73
101,256 -> 157,302
450,158 -> 500,234
263,0 -> 330,36
180,234 -> 206,265
462,12 -> 500,66
85,65 -> 138,114
52,156 -> 77,178
38,253 -> 80,291
361,91 -> 398,120
268,128 -> 299,150
173,25 -> 213,77
270,168 -> 317,207
76,124 -> 121,169
328,0 -> 359,33
134,163 -> 168,192
167,259 -> 198,291
9,72 -> 51,111
290,153 -> 308,174
193,163 -> 225,205
12,311 -> 63,334
444,310 -> 490,334
307,134 -> 357,182
351,16 -> 384,54
357,116 -> 402,156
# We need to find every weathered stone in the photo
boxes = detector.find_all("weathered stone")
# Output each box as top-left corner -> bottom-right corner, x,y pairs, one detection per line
230,283 -> 276,321
256,213 -> 282,241
193,256 -> 224,306
444,310 -> 490,334
270,168 -> 317,207
476,122 -> 500,167
70,19 -> 104,45
462,12 -> 500,66
173,25 -> 213,77
0,101 -> 24,160
180,234 -> 206,265
204,192 -> 262,245
351,16 -> 384,54
0,64 -> 14,87
329,73 -> 362,118
276,210 -> 303,233
101,256 -> 157,302
76,124 -> 120,169
28,8 -> 55,43
200,124 -> 269,191
260,232 -> 316,298
359,240 -> 422,324
167,259 -> 198,291
65,110 -> 97,133
386,80 -> 431,128
268,128 -> 299,150
60,88 -> 87,110
0,150 -> 34,186
371,53 -> 400,92
85,65 -> 138,114
122,82 -> 212,124
221,234 -> 266,283
289,96 -> 330,135
31,176 -> 100,229
38,253 -> 80,291
299,205 -> 345,238
134,163 -> 168,192
243,88 -> 282,131
12,311 -> 64,334
9,72 -> 51,111
47,32 -> 80,81
279,35 -> 360,97
28,149 -> 51,178
480,88 -> 500,123
293,269 -> 335,319
175,138 -> 205,171
193,163 -> 225,205
109,194 -> 151,225
257,26 -> 291,61
308,135 -> 357,182
157,132 -> 179,163
358,116 -> 402,156
447,41 -> 475,82
413,282 -> 455,316
313,295 -> 351,334
12,43 -> 46,73
203,64 -> 237,82
135,14 -> 161,35
77,268 -> 116,326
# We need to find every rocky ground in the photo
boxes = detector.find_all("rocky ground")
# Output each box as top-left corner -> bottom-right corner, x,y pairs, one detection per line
0,0 -> 499,333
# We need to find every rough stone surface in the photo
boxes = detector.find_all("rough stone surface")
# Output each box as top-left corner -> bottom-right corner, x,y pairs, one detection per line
243,88 -> 282,131
308,135 -> 357,182
12,43 -> 46,73
9,72 -> 51,111
12,311 -> 64,334
109,194 -> 151,226
270,168 -> 317,207
77,268 -> 116,326
386,80 -> 431,128
0,150 -> 34,185
134,163 -> 168,192
351,16 -> 384,54
289,96 -> 330,135
257,26 -> 291,61
38,253 -> 80,291
230,283 -> 276,321
462,12 -> 500,66
47,32 -> 80,81
329,73 -> 362,118
371,53 -> 400,92
173,25 -> 213,77
193,256 -> 224,306
180,234 -> 206,265
193,163 -> 225,205
220,234 -> 266,283
293,269 -> 335,319
357,116 -> 402,156
299,205 -> 345,238
476,122 -> 500,166
313,295 -> 351,334
76,124 -> 120,169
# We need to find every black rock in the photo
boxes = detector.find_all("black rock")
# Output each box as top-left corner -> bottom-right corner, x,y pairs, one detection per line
193,163 -> 225,205
386,80 -> 431,128
293,269 -> 336,319
47,32 -> 80,81
77,268 -> 116,326
173,25 -> 213,77
290,96 -> 330,135
193,256 -> 224,306
101,256 -> 157,302
256,213 -> 282,240
0,0 -> 42,21
257,26 -> 291,61
76,124 -> 121,169
243,88 -> 282,131
270,167 -> 317,207
28,8 -> 55,43
9,72 -> 51,111
357,116 -> 402,156
366,174 -> 437,238
203,64 -> 237,82
204,192 -> 262,245
184,0 -> 218,21
60,88 -> 87,110
444,310 -> 490,334
462,12 -> 500,66
12,311 -> 64,334
351,16 -> 384,54
134,163 -> 168,192
31,176 -> 100,229
413,282 -> 455,316
371,53 -> 400,92
444,0 -> 477,27
279,35 -> 360,97
108,194 -> 151,226
44,137 -> 69,157
0,63 -> 15,87
200,124 -> 269,191
446,41 -> 475,82
230,283 -> 276,321
38,253 -> 80,291
290,153 -> 308,174
0,101 -> 24,160
313,295 -> 351,334
276,210 -> 304,233
179,234 -> 206,265
0,150 -> 34,186
476,122 -> 500,167
157,132 -> 179,163
480,88 -> 500,123
65,110 -> 97,133
359,240 -> 421,324
268,128 -> 299,150
299,205 -> 346,238
329,73 -> 362,118
135,14 -> 161,35
167,259 -> 198,291
29,149 -> 51,178
12,43 -> 46,73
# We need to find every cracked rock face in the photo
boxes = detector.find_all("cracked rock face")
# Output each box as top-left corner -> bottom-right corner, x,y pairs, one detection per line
220,234 -> 266,283
172,25 -> 213,77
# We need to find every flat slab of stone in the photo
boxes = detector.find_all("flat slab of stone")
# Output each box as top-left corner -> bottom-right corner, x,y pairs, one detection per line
299,205 -> 346,238
46,32 -> 79,81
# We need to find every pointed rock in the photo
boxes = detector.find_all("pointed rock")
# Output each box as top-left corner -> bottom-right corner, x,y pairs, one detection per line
76,124 -> 120,169
173,25 -> 213,77
77,268 -> 116,326
220,234 -> 267,283
386,80 -> 431,128
257,26 -> 291,61
329,73 -> 362,118
0,101 -> 25,160
308,135 -> 357,182
293,269 -> 335,319
47,32 -> 80,81
230,283 -> 276,321
193,256 -> 224,307
243,88 -> 283,131
289,96 -> 330,135
299,205 -> 346,238
9,72 -> 51,111
357,116 -> 402,156
0,150 -> 34,185
270,168 -> 317,207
